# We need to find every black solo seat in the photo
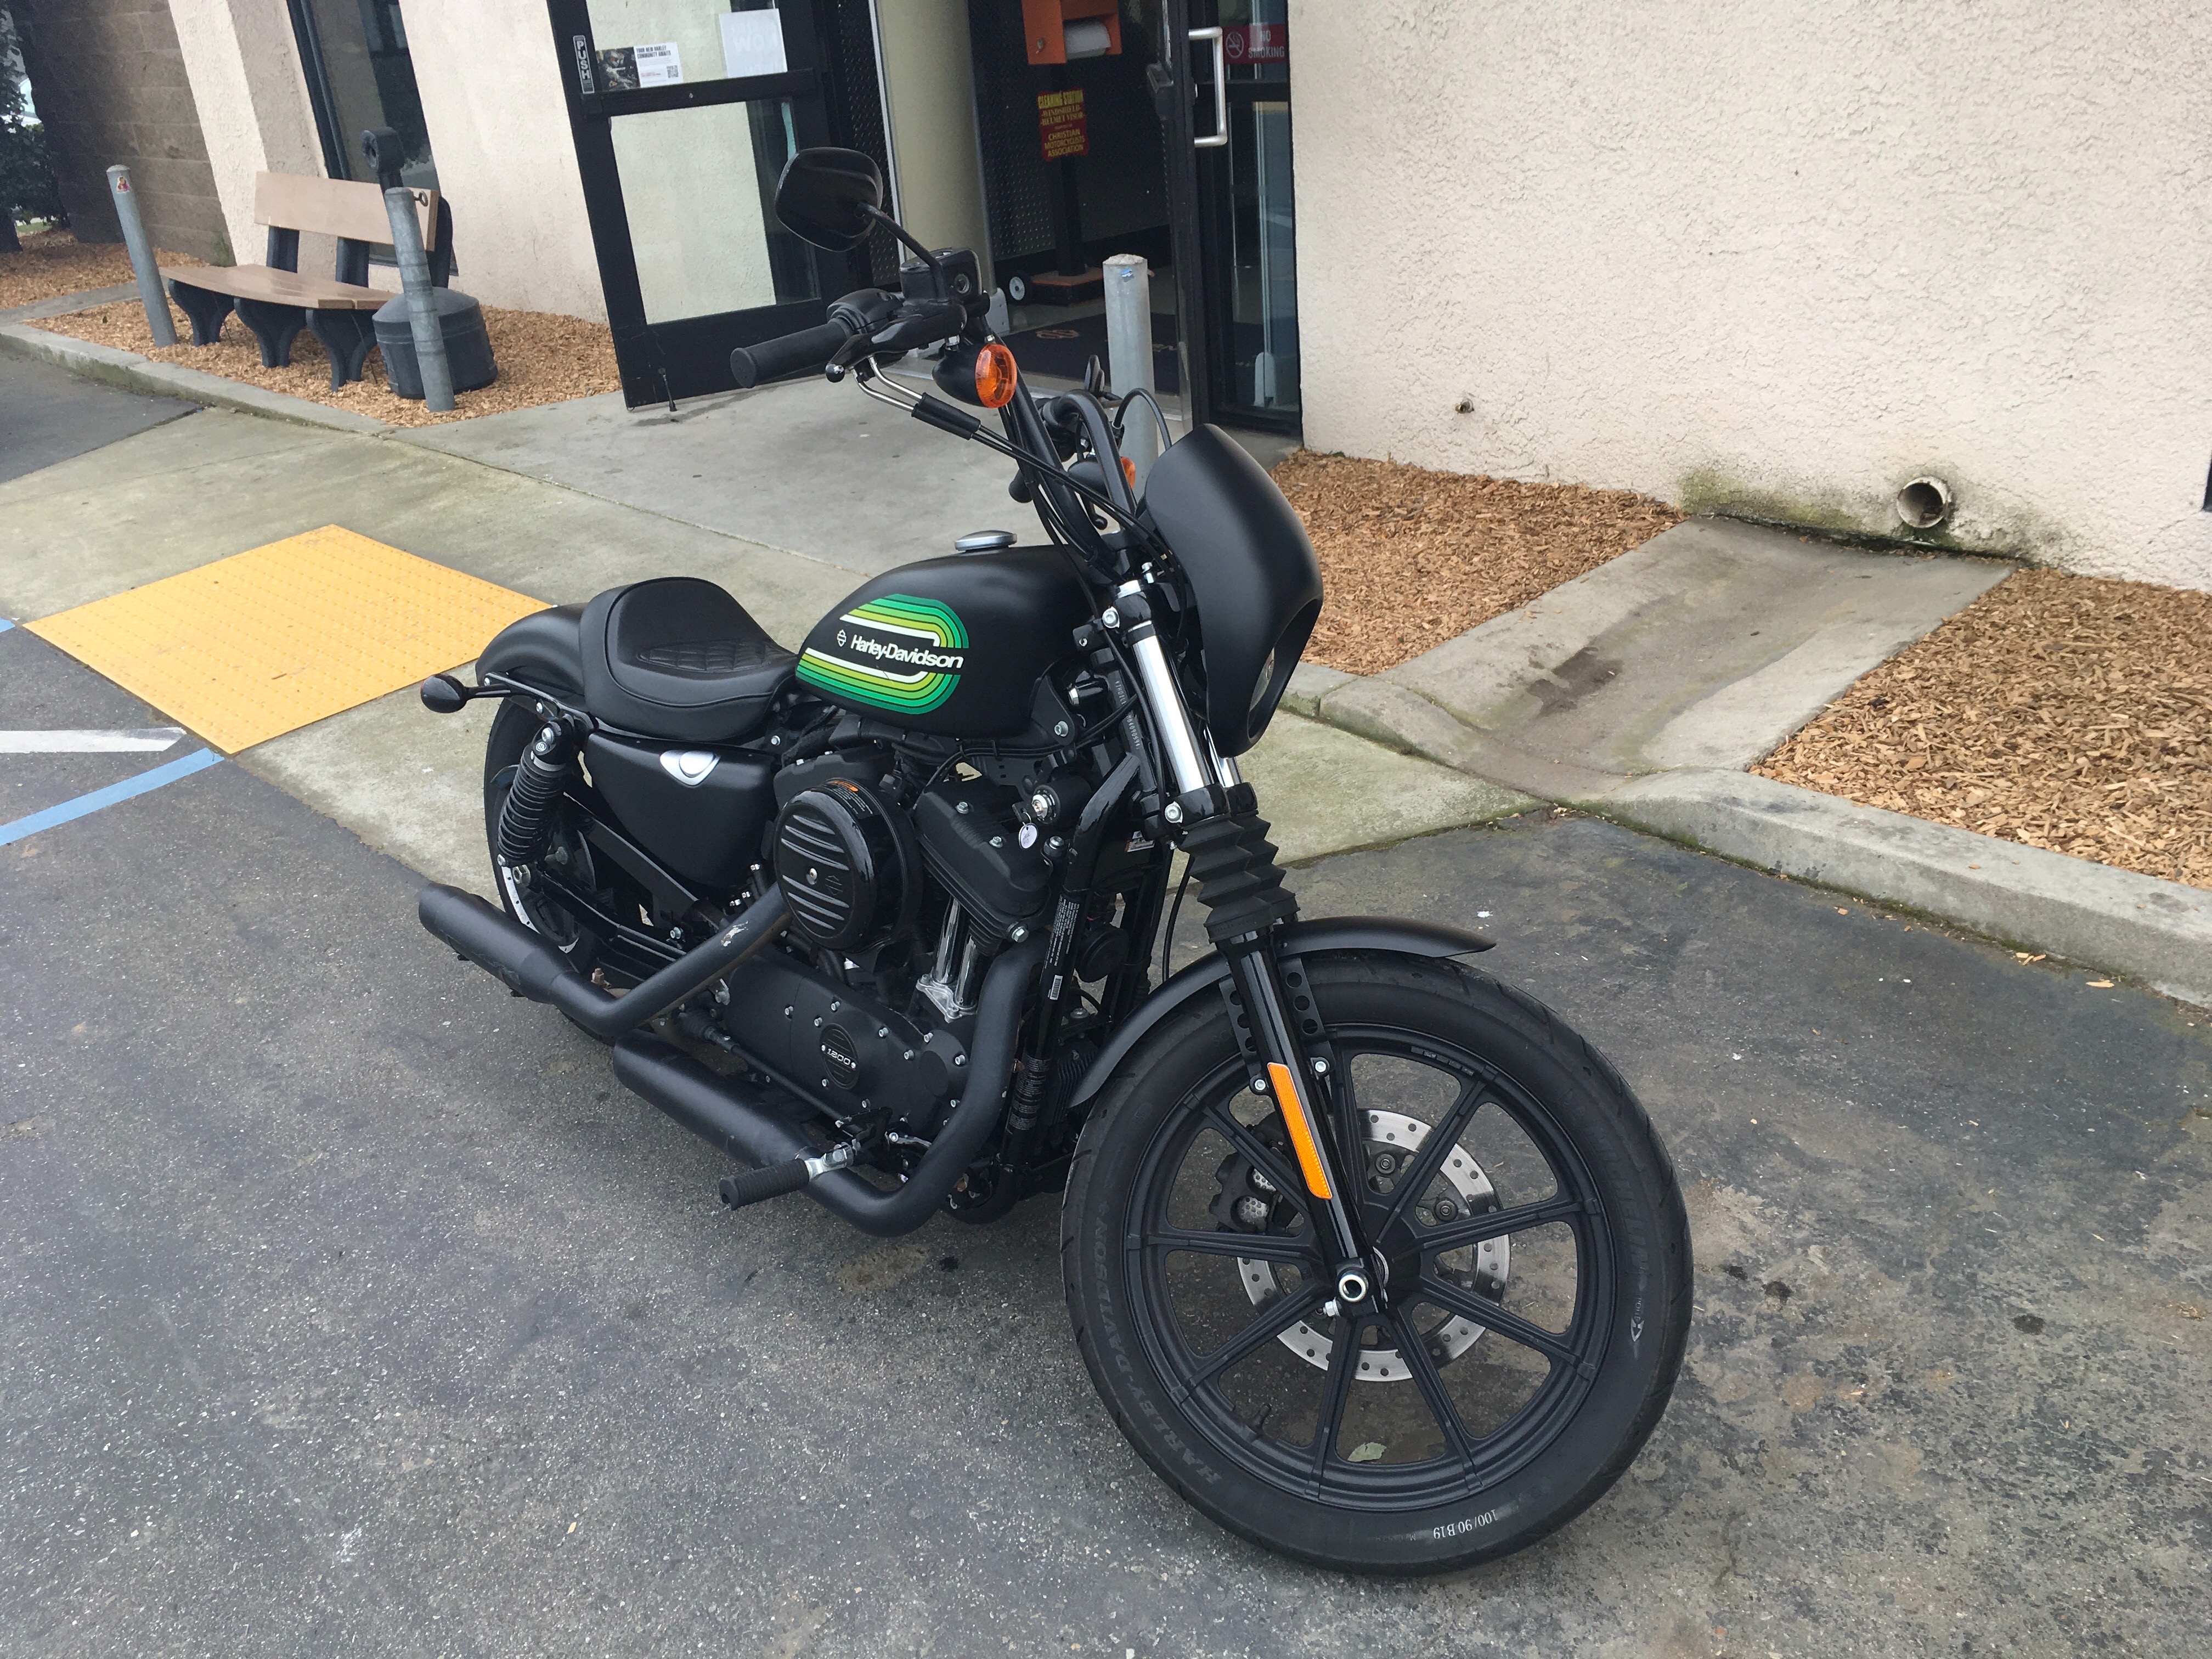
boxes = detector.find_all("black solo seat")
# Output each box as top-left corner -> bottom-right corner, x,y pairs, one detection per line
577,578 -> 795,743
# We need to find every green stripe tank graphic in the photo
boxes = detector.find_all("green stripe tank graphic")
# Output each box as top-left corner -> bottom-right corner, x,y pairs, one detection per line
797,595 -> 969,714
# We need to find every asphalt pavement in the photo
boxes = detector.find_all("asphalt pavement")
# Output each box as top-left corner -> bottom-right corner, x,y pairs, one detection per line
0,349 -> 195,484
4,623 -> 2207,1658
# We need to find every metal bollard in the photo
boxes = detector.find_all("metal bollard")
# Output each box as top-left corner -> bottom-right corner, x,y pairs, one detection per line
1102,253 -> 1159,483
105,166 -> 177,348
382,185 -> 454,413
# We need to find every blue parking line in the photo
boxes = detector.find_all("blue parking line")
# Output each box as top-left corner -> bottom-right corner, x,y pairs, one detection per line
0,747 -> 223,846
0,617 -> 14,631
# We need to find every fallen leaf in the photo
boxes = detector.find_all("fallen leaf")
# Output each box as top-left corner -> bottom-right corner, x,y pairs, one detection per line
1346,1442 -> 1386,1463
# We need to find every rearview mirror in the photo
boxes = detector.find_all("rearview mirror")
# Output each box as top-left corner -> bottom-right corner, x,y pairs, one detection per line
774,148 -> 883,252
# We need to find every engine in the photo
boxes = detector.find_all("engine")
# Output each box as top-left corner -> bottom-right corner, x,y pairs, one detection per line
771,778 -> 915,952
770,768 -> 1057,959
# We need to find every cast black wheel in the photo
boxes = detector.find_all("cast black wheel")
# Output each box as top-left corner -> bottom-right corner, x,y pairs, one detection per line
1062,951 -> 1690,1574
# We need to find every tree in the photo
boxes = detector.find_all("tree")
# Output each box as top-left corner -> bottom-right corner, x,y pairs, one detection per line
0,8 -> 64,253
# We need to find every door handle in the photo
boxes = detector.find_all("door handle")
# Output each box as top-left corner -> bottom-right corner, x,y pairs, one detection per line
1190,26 -> 1228,148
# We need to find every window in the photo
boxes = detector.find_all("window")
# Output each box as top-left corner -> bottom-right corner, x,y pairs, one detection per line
287,0 -> 437,187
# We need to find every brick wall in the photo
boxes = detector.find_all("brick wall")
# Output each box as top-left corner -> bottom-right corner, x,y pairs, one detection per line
12,0 -> 230,262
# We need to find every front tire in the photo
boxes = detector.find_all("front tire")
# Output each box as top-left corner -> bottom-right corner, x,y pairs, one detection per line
1060,951 -> 1690,1574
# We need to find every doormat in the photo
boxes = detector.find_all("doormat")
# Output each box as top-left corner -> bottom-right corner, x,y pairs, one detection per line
26,526 -> 545,753
1004,311 -> 1181,394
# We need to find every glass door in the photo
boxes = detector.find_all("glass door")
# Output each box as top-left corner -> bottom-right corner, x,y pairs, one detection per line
546,0 -> 887,406
1159,0 -> 1300,435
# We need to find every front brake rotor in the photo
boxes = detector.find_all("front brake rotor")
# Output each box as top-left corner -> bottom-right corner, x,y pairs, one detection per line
1220,1108 -> 1509,1381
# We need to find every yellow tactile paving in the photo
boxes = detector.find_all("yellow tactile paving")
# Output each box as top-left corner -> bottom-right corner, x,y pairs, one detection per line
26,526 -> 546,753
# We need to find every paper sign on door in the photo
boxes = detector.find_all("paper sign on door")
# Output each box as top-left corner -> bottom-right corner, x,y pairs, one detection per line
721,10 -> 788,78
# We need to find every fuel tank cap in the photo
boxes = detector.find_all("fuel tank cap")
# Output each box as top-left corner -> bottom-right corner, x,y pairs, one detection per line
953,529 -> 1016,554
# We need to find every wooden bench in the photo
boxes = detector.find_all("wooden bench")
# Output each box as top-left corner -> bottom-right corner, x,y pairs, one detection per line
159,172 -> 453,391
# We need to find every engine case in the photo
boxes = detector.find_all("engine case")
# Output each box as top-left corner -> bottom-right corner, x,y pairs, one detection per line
718,950 -> 966,1126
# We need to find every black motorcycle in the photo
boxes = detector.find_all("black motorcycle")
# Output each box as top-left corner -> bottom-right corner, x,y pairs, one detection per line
414,148 -> 1690,1573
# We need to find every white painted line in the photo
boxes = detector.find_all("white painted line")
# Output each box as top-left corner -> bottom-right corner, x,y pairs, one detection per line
0,727 -> 187,753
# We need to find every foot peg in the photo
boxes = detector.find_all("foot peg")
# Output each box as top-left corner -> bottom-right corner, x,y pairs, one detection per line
717,1142 -> 862,1211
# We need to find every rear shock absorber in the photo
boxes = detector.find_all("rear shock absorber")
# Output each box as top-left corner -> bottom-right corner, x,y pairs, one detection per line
496,722 -> 578,868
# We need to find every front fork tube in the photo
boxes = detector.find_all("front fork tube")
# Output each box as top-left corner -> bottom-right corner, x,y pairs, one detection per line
1109,583 -> 1366,1292
1222,940 -> 1374,1309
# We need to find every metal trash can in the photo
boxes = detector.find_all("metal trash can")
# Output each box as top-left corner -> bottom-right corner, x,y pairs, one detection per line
374,289 -> 496,399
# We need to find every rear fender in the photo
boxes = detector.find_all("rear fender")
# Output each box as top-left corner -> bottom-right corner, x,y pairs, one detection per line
1069,916 -> 1494,1108
479,603 -> 584,699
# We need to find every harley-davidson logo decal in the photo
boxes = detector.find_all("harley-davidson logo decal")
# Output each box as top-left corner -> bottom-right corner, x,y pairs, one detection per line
797,595 -> 969,714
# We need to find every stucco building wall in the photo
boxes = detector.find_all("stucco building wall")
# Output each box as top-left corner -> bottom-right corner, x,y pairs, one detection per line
1288,1 -> 2212,590
399,0 -> 605,320
167,0 -> 323,267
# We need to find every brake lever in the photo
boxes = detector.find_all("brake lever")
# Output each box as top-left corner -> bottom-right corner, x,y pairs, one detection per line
829,330 -> 878,373
868,301 -> 968,357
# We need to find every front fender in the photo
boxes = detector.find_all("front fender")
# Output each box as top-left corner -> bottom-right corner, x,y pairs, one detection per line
1069,916 -> 1493,1109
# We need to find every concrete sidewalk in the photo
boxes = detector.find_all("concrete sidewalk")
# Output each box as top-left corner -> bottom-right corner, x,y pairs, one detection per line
1302,516 -> 2011,798
397,378 -> 1024,577
0,387 -> 1523,895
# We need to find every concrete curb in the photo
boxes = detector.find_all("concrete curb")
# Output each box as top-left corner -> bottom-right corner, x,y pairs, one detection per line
0,323 -> 391,435
1296,665 -> 2212,1000
0,284 -> 140,324
1585,768 -> 2212,1005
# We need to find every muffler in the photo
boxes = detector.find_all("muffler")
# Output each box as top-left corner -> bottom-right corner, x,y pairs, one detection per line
612,936 -> 1044,1235
417,882 -> 789,1041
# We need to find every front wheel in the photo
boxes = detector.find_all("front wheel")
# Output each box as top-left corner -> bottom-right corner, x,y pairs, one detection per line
1061,951 -> 1690,1574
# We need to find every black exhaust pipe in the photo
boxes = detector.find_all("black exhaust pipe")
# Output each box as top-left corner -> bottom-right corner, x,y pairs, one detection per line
417,882 -> 789,1041
612,936 -> 1045,1236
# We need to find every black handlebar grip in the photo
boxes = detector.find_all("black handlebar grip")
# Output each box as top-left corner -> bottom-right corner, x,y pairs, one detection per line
717,1158 -> 812,1210
729,320 -> 856,389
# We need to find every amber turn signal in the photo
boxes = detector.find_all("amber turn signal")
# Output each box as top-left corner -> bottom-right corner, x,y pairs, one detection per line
932,338 -> 1021,410
1267,1062 -> 1335,1200
973,341 -> 1018,408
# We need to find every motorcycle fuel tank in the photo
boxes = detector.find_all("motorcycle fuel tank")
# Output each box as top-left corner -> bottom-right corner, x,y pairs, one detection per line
794,546 -> 1091,738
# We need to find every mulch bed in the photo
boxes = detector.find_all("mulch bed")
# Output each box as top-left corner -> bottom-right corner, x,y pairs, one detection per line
31,295 -> 619,426
1272,451 -> 1685,674
1,227 -> 203,310
1756,568 -> 2212,889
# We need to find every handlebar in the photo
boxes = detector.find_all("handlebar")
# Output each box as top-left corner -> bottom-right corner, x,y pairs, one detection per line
729,320 -> 857,389
729,288 -> 968,390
